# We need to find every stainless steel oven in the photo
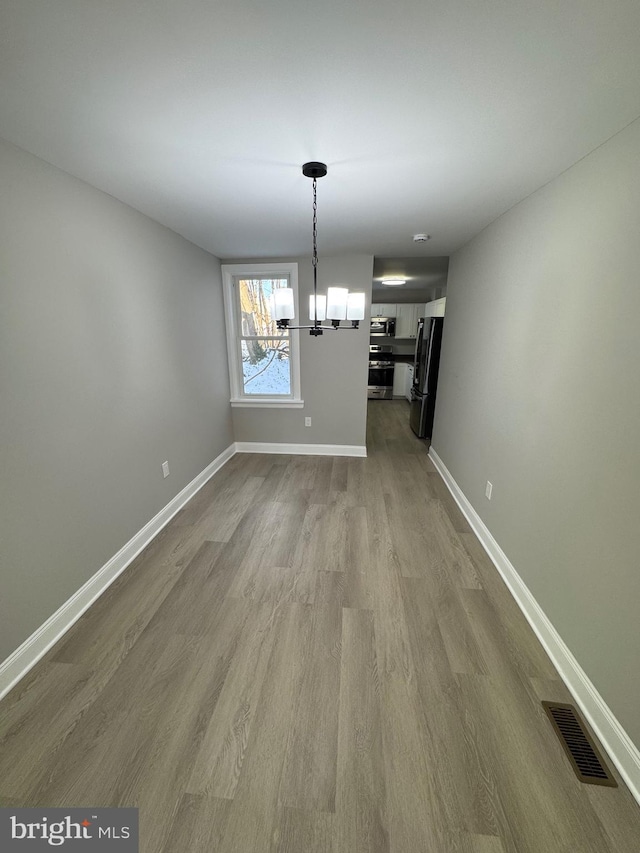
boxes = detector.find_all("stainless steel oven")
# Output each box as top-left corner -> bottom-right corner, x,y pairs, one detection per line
368,345 -> 394,399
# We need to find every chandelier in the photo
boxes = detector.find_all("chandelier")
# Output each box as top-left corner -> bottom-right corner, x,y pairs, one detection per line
274,162 -> 365,336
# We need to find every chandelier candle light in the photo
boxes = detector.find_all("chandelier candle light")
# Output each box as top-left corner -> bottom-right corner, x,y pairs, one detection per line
274,162 -> 366,336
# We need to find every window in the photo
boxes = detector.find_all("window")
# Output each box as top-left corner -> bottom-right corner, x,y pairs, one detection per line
222,263 -> 302,407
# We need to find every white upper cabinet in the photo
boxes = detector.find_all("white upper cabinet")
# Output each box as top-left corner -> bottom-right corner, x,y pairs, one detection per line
371,303 -> 397,317
395,303 -> 420,338
370,298 -> 445,330
423,297 -> 446,317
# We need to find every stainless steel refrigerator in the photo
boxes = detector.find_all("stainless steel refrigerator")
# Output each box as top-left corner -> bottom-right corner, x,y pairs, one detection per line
410,317 -> 444,439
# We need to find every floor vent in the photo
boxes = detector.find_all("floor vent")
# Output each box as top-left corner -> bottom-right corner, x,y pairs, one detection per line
542,701 -> 617,787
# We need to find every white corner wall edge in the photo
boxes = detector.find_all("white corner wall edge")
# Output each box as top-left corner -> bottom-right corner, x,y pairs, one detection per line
0,442 -> 237,702
428,447 -> 640,805
235,442 -> 367,457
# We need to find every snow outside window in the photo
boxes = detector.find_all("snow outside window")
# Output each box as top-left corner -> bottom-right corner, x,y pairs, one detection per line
221,263 -> 303,407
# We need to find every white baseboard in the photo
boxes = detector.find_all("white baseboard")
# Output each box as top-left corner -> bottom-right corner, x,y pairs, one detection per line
0,442 -> 236,702
234,441 -> 367,458
428,447 -> 640,805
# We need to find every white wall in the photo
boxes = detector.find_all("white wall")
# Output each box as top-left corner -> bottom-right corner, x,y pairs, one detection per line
226,255 -> 373,448
0,138 -> 233,662
432,118 -> 640,745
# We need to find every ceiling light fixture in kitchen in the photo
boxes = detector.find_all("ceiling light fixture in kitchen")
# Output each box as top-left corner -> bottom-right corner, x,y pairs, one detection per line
274,162 -> 365,336
381,278 -> 406,286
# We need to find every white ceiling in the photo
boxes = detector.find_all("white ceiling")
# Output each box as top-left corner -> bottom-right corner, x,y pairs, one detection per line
2,0 -> 640,260
372,256 -> 449,298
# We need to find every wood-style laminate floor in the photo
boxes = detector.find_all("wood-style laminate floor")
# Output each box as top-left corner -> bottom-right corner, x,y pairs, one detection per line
1,400 -> 639,852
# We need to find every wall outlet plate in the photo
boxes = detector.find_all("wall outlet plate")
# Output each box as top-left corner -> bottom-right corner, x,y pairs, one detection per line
485,480 -> 493,500
305,417 -> 312,427
162,461 -> 170,478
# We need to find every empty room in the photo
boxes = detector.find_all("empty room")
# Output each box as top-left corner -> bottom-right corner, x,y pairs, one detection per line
1,1 -> 640,851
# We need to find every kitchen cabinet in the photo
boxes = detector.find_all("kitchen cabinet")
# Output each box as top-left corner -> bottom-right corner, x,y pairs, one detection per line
395,303 -> 420,338
405,363 -> 414,401
393,362 -> 407,397
371,303 -> 397,317
423,297 -> 446,317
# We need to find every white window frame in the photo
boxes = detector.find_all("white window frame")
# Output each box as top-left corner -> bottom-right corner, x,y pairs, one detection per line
221,263 -> 303,408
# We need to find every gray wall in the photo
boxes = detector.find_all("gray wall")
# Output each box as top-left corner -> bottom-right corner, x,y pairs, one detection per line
371,286 -> 447,303
432,118 -> 640,744
0,139 -> 233,662
226,255 -> 373,447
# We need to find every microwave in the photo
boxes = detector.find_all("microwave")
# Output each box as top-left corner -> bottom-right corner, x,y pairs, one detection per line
370,317 -> 396,337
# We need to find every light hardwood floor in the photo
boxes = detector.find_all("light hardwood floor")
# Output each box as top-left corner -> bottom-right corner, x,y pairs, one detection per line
1,400 -> 639,852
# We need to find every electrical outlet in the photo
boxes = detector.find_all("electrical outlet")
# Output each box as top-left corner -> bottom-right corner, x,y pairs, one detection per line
305,417 -> 312,427
162,461 -> 170,478
485,480 -> 493,500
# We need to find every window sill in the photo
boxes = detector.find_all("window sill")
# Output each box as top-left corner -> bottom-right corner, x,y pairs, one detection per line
230,398 -> 305,409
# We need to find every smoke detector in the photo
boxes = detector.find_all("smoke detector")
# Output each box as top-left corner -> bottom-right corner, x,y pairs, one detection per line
413,234 -> 431,243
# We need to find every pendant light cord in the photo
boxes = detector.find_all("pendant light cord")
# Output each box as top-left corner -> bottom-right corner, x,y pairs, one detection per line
312,177 -> 318,325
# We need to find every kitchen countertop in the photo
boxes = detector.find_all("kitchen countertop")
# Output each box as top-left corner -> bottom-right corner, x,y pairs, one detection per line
369,338 -> 415,362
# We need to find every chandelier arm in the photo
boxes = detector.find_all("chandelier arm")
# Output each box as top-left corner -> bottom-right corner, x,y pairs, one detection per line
277,322 -> 359,331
